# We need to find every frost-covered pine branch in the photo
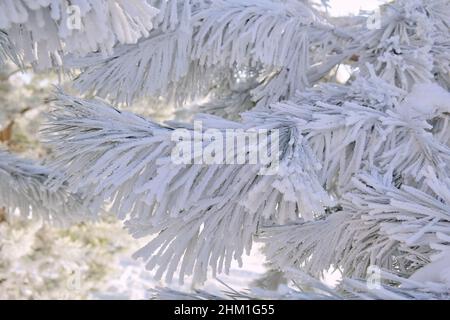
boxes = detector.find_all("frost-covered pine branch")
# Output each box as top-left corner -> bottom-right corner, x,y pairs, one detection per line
151,267 -> 450,300
257,75 -> 450,292
1,0 -> 446,299
354,0 -> 450,90
66,0 -> 450,114
151,268 -> 342,300
0,0 -> 159,69
0,148 -> 86,225
341,268 -> 450,300
43,90 -> 334,284
253,76 -> 450,194
262,169 -> 450,283
68,0 -> 351,108
0,30 -> 21,67
43,67 -> 450,290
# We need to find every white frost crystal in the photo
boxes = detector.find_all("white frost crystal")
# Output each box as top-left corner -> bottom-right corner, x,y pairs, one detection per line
0,0 -> 159,68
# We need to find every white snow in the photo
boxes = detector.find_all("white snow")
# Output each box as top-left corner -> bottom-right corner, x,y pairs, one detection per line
399,83 -> 450,118
408,252 -> 450,288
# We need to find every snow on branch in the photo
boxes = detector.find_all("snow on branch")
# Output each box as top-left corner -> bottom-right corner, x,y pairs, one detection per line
69,1 -> 194,105
341,269 -> 450,300
0,148 -> 87,225
248,78 -> 450,195
42,91 -> 333,284
152,268 -> 450,300
0,0 -> 159,69
43,72 -> 450,285
69,0 -> 349,107
0,30 -> 21,67
192,0 -> 318,106
262,170 -> 450,286
356,0 -> 450,90
254,76 -> 450,290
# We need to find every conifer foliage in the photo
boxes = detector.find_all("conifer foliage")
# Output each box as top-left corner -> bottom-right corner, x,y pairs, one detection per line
1,0 -> 450,299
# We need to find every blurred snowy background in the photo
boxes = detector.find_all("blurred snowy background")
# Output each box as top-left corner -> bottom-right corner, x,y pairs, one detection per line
0,1 -> 385,299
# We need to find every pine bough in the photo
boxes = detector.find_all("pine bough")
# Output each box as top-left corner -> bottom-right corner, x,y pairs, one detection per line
43,75 -> 450,294
1,0 -> 450,299
0,0 -> 159,69
0,149 -> 86,225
